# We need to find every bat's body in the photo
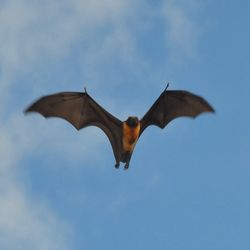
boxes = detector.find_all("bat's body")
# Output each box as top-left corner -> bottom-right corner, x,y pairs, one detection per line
122,120 -> 140,151
25,87 -> 214,169
120,117 -> 140,168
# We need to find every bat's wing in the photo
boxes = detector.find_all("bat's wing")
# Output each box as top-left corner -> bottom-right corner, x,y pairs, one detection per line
140,90 -> 215,135
25,92 -> 123,163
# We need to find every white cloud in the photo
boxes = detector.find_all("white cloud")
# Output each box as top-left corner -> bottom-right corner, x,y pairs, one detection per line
0,182 -> 72,250
163,0 -> 202,66
0,115 -> 75,249
0,0 -> 140,83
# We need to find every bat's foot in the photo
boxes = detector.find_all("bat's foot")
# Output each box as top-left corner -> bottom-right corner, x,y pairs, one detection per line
115,162 -> 120,169
124,163 -> 129,170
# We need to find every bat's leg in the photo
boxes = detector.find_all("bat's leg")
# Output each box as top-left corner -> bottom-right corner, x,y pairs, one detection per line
124,162 -> 129,170
124,152 -> 132,170
115,162 -> 120,169
121,151 -> 132,170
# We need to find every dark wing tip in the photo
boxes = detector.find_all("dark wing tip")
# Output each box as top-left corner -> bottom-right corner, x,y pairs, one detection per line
193,99 -> 215,119
23,100 -> 44,116
24,107 -> 30,114
202,98 -> 216,114
208,105 -> 216,113
24,95 -> 48,114
24,104 -> 37,115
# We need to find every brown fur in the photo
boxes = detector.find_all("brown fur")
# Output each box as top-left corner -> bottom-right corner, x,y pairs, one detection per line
122,122 -> 140,152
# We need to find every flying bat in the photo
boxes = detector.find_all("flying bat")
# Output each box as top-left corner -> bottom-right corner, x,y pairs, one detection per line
25,85 -> 214,169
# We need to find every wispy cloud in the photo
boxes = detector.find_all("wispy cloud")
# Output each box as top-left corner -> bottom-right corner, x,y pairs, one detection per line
0,182 -> 72,250
0,0 -> 141,87
163,0 -> 202,66
0,115 -> 75,249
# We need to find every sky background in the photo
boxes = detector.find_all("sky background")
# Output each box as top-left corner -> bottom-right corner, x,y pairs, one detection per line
0,0 -> 250,249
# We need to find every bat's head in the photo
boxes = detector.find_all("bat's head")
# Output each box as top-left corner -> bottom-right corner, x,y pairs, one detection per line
125,116 -> 139,127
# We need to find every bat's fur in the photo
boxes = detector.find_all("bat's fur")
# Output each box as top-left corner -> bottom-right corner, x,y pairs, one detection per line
122,117 -> 140,151
121,117 -> 140,169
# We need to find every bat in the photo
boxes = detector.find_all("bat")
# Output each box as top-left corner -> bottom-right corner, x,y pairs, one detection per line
25,85 -> 214,169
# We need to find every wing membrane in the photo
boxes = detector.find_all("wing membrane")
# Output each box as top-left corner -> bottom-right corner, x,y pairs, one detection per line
25,92 -> 123,162
140,90 -> 214,135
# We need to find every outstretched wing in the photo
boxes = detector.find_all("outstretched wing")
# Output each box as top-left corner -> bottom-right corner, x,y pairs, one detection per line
140,90 -> 214,135
25,92 -> 123,163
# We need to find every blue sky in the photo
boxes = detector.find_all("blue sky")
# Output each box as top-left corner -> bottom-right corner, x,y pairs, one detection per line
0,0 -> 250,249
